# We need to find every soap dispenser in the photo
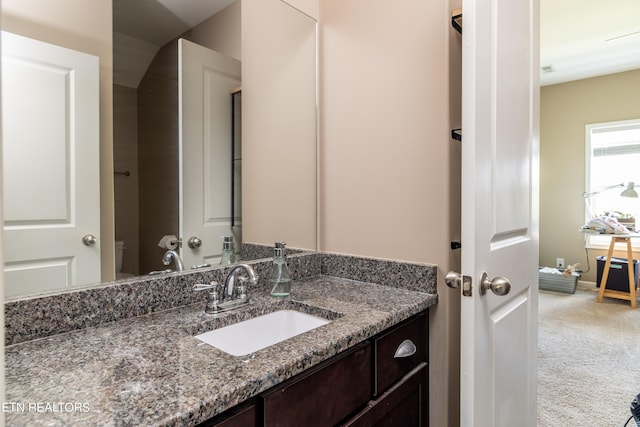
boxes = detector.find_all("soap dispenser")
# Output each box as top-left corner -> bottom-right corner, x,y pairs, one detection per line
269,242 -> 292,297
219,236 -> 236,266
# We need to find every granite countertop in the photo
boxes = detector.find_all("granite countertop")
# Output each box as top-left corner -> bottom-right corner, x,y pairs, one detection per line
5,276 -> 437,426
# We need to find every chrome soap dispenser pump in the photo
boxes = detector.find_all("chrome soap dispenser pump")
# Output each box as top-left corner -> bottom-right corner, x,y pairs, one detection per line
269,242 -> 292,297
219,236 -> 236,266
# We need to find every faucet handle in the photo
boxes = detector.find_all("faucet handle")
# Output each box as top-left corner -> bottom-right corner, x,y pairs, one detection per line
191,263 -> 211,270
193,281 -> 219,293
193,281 -> 220,314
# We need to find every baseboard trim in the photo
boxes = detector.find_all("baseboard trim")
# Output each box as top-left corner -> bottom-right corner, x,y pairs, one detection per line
577,280 -> 597,290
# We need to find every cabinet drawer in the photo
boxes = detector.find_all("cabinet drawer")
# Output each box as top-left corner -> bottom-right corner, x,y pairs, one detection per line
261,342 -> 371,427
373,312 -> 427,395
197,400 -> 256,427
344,362 -> 428,427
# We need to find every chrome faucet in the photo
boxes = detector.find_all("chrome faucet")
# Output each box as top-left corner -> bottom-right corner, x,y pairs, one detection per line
223,264 -> 258,302
161,250 -> 185,272
193,264 -> 258,314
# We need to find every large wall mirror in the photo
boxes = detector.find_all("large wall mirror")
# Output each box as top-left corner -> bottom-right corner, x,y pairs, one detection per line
1,0 -> 317,299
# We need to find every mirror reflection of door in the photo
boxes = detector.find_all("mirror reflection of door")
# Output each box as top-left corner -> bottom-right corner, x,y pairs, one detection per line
1,32 -> 101,297
132,38 -> 241,274
179,38 -> 241,269
114,2 -> 242,276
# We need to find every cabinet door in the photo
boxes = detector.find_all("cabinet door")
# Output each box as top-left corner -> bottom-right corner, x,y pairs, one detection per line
261,342 -> 371,427
343,362 -> 428,427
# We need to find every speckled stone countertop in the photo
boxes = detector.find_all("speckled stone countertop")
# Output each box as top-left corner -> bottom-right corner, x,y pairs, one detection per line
5,275 -> 437,426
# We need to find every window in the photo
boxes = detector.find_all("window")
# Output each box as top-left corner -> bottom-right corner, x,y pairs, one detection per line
585,119 -> 640,248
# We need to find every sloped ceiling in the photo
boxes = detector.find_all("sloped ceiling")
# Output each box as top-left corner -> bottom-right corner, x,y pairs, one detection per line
113,0 -> 234,87
540,0 -> 640,86
113,0 -> 234,46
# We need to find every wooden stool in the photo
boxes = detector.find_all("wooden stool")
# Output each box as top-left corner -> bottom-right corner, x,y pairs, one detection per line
596,236 -> 637,308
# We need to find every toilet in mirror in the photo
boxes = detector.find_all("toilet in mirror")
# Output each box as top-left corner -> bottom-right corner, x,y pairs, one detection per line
115,241 -> 134,280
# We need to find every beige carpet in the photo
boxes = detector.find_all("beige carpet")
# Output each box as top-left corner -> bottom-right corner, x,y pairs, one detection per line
538,288 -> 640,426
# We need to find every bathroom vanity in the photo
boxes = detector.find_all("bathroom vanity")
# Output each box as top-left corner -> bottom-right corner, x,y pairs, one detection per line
4,253 -> 437,426
203,310 -> 428,427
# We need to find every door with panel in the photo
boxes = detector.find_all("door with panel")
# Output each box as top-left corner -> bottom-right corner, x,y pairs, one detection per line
448,0 -> 540,425
2,31 -> 100,297
179,39 -> 241,268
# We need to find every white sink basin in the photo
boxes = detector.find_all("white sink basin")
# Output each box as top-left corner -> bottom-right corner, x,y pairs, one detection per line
195,309 -> 331,356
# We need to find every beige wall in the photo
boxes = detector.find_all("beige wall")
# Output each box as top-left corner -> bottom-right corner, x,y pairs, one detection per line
2,0 -> 115,281
540,69 -> 640,283
319,1 -> 459,425
242,0 -> 318,250
182,0 -> 241,60
283,0 -> 318,18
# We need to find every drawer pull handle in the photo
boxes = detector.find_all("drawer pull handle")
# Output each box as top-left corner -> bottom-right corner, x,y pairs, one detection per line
394,339 -> 417,358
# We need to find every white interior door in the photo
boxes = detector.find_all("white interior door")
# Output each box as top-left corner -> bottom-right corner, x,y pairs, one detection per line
459,0 -> 539,425
2,31 -> 100,298
179,39 -> 241,269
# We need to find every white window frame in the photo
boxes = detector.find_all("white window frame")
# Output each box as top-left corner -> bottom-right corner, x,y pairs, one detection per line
585,118 -> 640,249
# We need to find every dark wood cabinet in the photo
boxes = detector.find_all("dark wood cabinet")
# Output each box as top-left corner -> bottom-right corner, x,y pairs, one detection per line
198,311 -> 428,427
343,363 -> 428,427
261,342 -> 371,427
373,312 -> 428,396
197,400 -> 257,427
